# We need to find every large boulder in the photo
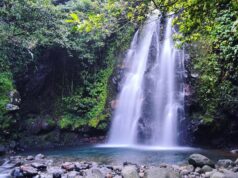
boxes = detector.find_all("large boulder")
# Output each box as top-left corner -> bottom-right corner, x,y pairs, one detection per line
188,154 -> 215,168
145,167 -> 180,178
121,166 -> 139,178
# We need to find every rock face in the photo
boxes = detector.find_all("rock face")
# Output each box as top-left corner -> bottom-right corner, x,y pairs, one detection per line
0,145 -> 6,155
121,166 -> 139,178
188,154 -> 215,167
145,167 -> 180,178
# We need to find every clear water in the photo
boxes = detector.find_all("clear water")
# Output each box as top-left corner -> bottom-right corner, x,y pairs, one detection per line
21,145 -> 237,166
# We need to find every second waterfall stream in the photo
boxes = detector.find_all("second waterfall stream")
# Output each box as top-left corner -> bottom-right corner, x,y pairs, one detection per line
108,14 -> 185,147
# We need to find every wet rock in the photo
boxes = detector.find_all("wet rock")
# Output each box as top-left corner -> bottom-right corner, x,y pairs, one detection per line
106,172 -> 113,178
195,167 -> 202,173
66,171 -> 80,178
202,165 -> 213,173
48,166 -> 65,178
31,162 -> 47,171
35,154 -> 45,160
139,172 -> 145,178
232,166 -> 238,172
61,162 -> 75,171
231,149 -> 238,154
217,159 -> 234,168
99,167 -> 112,175
75,162 -> 91,171
220,169 -> 238,178
84,168 -> 104,178
235,159 -> 238,165
5,103 -> 20,111
11,167 -> 24,178
145,167 -> 180,178
188,154 -> 215,167
122,165 -> 139,178
180,165 -> 194,173
20,165 -> 38,176
26,156 -> 34,161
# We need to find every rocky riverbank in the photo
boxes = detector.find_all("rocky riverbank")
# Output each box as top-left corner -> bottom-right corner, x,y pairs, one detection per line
0,153 -> 238,178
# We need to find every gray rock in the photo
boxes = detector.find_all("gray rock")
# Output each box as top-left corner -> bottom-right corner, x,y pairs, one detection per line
121,166 -> 139,178
20,165 -> 38,176
9,90 -> 21,105
195,167 -> 202,173
11,167 -> 24,177
66,171 -> 80,178
220,169 -> 238,178
235,159 -> 238,165
26,156 -> 34,161
233,166 -> 238,172
5,104 -> 19,111
231,149 -> 238,154
31,162 -> 47,171
48,166 -> 65,178
75,162 -> 91,171
202,165 -> 213,173
84,168 -> 104,178
188,154 -> 215,167
217,159 -> 234,168
35,154 -> 45,160
61,162 -> 75,171
211,171 -> 226,178
145,167 -> 180,178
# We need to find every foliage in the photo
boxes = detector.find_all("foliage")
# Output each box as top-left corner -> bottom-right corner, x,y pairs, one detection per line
66,0 -> 149,34
188,6 -> 238,122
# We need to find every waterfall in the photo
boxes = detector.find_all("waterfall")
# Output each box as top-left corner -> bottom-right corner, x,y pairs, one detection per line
108,14 -> 185,147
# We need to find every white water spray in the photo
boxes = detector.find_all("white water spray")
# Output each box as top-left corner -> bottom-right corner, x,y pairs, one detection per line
108,15 -> 185,147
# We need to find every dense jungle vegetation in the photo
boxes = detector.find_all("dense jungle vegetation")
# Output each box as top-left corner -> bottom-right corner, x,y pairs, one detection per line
0,0 -> 237,147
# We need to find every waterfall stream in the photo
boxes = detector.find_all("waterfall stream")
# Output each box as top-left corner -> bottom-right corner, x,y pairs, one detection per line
108,14 -> 185,147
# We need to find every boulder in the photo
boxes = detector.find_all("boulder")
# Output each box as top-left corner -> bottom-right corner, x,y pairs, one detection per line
26,156 -> 34,161
48,166 -> 64,178
217,159 -> 234,168
35,153 -> 45,160
84,168 -> 104,178
31,162 -> 47,171
202,165 -> 213,173
231,149 -> 238,154
5,104 -> 20,111
210,169 -> 238,178
145,167 -> 180,178
121,165 -> 139,178
61,162 -> 75,171
20,165 -> 38,176
235,159 -> 238,165
75,162 -> 91,171
188,154 -> 215,167
66,171 -> 80,178
11,167 -> 24,177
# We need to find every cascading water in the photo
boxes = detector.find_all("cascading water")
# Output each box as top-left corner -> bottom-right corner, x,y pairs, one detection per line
108,13 -> 185,147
